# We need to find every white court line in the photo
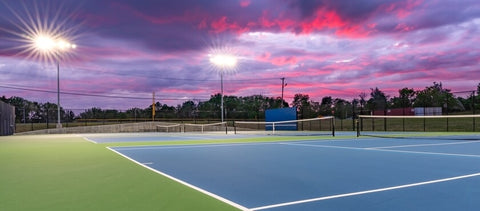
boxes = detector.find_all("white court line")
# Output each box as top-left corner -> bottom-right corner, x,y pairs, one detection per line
280,142 -> 480,158
112,142 -> 278,151
279,142 -> 366,151
111,139 -> 329,151
370,140 -> 480,149
81,136 -> 98,144
368,148 -> 480,158
250,172 -> 480,210
107,147 -> 250,211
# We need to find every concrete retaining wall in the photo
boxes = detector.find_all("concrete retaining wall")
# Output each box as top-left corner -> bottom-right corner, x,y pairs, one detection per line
16,122 -> 173,135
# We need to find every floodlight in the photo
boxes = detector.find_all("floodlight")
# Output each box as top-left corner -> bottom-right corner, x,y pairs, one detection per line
31,34 -> 76,128
209,53 -> 238,123
34,35 -> 55,52
209,54 -> 237,69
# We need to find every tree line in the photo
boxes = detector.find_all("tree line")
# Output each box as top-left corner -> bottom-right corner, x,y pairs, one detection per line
1,82 -> 479,123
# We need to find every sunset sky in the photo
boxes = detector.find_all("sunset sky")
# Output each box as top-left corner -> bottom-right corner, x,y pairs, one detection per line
1,0 -> 479,111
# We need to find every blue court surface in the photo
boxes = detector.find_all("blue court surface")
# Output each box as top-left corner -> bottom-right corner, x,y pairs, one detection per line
108,136 -> 480,210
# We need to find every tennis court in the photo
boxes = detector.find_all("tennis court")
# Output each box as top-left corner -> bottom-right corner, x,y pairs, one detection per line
103,132 -> 480,210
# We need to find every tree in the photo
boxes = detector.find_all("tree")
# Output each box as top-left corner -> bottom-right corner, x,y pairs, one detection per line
351,98 -> 359,118
477,83 -> 480,95
390,87 -> 415,109
178,101 -> 196,118
224,96 -> 241,119
414,82 -> 465,113
319,96 -> 333,116
358,92 -> 367,115
477,82 -> 480,110
0,96 -> 40,123
292,94 -> 312,118
242,95 -> 267,119
265,97 -> 288,109
126,108 -> 144,119
333,98 -> 350,119
367,87 -> 389,114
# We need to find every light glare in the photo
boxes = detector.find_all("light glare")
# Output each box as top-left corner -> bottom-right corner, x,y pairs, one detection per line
209,54 -> 238,69
33,35 -> 76,53
34,35 -> 55,52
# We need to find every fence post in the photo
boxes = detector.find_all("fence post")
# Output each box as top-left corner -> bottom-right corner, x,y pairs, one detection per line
356,120 -> 360,137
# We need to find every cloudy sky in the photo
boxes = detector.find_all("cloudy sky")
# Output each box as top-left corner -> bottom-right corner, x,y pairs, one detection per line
0,0 -> 479,111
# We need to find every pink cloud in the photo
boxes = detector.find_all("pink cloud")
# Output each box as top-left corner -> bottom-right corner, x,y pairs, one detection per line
300,9 -> 346,34
255,52 -> 297,66
256,51 -> 271,61
381,0 -> 423,19
394,23 -> 415,32
240,0 -> 251,8
210,16 -> 250,34
271,56 -> 298,66
257,11 -> 296,30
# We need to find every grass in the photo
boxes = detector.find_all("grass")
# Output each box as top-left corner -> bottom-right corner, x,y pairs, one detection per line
0,135 -> 248,211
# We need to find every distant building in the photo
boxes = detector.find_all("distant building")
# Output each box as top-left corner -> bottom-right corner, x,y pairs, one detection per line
414,107 -> 442,116
373,108 -> 415,116
373,107 -> 442,116
0,101 -> 15,136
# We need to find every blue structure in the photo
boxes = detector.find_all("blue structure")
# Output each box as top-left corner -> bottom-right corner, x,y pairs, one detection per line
265,107 -> 297,131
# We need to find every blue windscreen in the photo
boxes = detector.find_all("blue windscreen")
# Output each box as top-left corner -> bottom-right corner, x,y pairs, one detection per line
265,107 -> 297,130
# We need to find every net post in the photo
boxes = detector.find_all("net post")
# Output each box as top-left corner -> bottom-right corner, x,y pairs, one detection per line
272,122 -> 275,135
332,117 -> 335,137
356,119 -> 360,137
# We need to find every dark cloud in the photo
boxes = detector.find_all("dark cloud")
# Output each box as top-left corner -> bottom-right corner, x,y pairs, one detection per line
1,0 -> 479,108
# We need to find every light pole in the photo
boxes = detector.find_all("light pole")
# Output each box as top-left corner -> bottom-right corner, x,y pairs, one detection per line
209,54 -> 237,122
33,36 -> 76,128
281,77 -> 287,107
220,71 -> 224,122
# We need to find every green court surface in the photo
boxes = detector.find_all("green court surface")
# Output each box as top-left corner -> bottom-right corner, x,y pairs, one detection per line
0,134 -> 247,211
1,133 -> 337,210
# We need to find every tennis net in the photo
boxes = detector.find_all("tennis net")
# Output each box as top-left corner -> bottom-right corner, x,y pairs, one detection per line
357,114 -> 480,140
156,124 -> 182,133
156,122 -> 227,133
234,116 -> 335,136
183,122 -> 227,133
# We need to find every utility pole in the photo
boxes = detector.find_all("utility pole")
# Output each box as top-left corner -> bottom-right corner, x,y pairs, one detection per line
281,77 -> 287,107
152,91 -> 155,121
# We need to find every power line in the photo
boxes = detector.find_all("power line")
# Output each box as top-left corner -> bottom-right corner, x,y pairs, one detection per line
65,68 -> 280,82
0,84 -> 209,101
